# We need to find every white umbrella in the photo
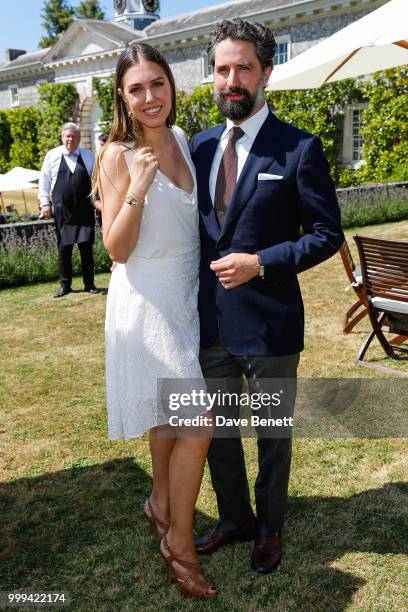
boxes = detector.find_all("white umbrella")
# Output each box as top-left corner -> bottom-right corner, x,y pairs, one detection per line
268,0 -> 408,90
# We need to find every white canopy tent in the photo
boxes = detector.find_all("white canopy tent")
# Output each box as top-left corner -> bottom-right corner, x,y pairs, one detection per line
268,0 -> 408,90
3,167 -> 41,184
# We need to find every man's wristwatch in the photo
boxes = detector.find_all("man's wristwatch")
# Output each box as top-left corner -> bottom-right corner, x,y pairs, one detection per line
257,254 -> 265,279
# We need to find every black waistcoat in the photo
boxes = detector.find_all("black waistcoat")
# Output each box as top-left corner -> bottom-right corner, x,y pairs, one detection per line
52,153 -> 95,246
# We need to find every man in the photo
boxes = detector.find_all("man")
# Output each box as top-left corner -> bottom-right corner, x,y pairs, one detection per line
93,132 -> 109,225
39,123 -> 97,297
191,19 -> 343,573
98,132 -> 109,147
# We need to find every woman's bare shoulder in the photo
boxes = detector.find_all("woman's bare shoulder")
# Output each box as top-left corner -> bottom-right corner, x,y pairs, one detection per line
102,142 -> 130,161
100,143 -> 134,175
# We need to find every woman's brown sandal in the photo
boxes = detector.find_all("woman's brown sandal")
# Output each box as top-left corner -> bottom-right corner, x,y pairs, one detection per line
143,499 -> 169,540
160,535 -> 217,599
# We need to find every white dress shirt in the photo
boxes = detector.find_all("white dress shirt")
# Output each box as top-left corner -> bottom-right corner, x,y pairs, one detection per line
38,145 -> 95,207
209,102 -> 270,205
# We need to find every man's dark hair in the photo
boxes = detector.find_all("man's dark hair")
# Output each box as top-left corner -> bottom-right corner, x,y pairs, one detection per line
207,18 -> 277,70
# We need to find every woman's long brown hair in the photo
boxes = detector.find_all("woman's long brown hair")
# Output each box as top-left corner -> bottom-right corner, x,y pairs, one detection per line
92,42 -> 177,200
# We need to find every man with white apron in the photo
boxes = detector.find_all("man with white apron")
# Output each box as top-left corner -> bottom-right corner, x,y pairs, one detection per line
39,122 -> 97,297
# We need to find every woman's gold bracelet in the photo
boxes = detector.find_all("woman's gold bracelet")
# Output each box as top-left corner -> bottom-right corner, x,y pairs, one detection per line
123,194 -> 145,209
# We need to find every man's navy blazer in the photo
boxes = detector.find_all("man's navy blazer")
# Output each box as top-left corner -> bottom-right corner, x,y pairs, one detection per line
190,110 -> 343,356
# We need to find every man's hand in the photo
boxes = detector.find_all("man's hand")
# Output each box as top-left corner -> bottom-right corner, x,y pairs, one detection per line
210,253 -> 259,289
41,205 -> 52,219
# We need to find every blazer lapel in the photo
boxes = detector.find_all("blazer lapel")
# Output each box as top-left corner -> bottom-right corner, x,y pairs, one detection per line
218,111 -> 282,243
195,124 -> 225,241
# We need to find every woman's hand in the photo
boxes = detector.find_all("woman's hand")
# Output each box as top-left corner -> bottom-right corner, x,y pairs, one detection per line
100,143 -> 156,262
128,147 -> 159,198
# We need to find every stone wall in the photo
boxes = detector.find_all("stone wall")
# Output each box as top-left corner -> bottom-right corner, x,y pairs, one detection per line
162,45 -> 205,92
285,10 -> 370,55
337,181 -> 408,204
0,72 -> 54,110
0,219 -> 55,245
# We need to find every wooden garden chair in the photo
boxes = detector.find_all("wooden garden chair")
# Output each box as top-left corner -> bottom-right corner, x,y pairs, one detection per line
354,235 -> 408,376
339,238 -> 368,333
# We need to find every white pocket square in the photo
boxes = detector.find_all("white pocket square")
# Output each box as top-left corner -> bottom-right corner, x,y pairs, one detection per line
258,173 -> 284,181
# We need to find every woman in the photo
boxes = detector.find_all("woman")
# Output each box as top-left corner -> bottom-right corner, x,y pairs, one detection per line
94,43 -> 215,599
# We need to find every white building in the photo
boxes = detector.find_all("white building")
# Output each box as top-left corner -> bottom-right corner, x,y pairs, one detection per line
0,0 -> 386,162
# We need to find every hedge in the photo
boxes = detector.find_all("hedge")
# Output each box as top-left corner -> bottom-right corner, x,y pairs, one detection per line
37,82 -> 79,160
0,110 -> 12,172
0,83 -> 78,171
7,107 -> 40,170
265,79 -> 364,184
358,67 -> 408,184
93,75 -> 115,133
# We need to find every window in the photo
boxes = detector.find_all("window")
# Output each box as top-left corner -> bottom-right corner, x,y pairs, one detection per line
342,104 -> 367,166
9,85 -> 19,106
275,42 -> 289,65
201,52 -> 213,82
352,109 -> 363,162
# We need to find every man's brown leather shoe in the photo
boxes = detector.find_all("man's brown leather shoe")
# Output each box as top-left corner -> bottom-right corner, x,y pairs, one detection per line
251,533 -> 282,573
195,517 -> 256,555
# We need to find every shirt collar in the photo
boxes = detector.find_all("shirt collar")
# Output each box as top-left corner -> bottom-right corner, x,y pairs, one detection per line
62,147 -> 80,157
224,101 -> 269,142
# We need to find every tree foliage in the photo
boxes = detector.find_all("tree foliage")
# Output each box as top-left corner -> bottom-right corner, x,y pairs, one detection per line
358,67 -> 408,183
0,111 -> 12,172
93,76 -> 115,132
176,85 -> 224,139
37,83 -> 79,159
39,0 -> 74,48
39,0 -> 105,48
265,80 -> 363,182
75,0 -> 105,20
7,108 -> 40,169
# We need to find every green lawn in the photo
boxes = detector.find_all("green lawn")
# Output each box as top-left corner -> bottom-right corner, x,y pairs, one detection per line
1,220 -> 407,611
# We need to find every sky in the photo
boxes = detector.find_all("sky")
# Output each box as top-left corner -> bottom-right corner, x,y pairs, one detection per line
1,0 -> 227,54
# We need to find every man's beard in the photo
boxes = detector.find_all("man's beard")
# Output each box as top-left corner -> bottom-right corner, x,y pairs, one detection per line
214,82 -> 264,121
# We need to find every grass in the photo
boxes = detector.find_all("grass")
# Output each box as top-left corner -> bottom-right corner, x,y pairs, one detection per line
1,189 -> 39,215
0,220 -> 407,611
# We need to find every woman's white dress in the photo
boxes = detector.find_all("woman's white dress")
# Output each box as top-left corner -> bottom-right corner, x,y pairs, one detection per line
105,126 -> 203,439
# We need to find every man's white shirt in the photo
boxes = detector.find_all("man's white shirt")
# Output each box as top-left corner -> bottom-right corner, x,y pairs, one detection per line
209,102 -> 269,205
38,145 -> 95,207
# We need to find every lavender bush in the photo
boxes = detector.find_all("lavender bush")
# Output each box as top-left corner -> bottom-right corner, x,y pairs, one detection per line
338,185 -> 408,229
1,185 -> 407,288
0,223 -> 111,289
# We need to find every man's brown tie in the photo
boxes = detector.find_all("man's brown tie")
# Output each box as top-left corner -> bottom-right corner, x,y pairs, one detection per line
214,126 -> 244,226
